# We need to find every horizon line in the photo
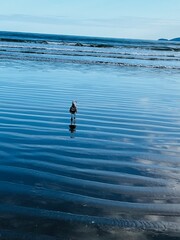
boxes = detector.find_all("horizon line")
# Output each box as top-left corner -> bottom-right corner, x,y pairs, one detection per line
0,29 -> 161,41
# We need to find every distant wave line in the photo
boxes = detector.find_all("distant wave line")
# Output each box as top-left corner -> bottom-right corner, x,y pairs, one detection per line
1,48 -> 179,62
0,54 -> 179,70
1,37 -> 180,52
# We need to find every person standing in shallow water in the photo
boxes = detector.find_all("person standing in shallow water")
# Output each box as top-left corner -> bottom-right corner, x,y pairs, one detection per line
69,101 -> 77,123
69,101 -> 77,138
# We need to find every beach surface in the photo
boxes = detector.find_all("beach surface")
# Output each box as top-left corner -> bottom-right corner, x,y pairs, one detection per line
0,32 -> 180,239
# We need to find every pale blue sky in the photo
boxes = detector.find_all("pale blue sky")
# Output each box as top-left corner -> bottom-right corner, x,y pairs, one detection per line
0,0 -> 180,39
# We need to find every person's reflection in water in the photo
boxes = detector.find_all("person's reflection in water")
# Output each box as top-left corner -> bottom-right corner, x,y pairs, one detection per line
69,118 -> 76,138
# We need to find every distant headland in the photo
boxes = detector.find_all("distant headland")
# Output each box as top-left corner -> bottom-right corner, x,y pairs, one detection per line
158,37 -> 180,42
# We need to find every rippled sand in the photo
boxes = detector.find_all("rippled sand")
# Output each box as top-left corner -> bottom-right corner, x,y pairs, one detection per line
0,61 -> 180,239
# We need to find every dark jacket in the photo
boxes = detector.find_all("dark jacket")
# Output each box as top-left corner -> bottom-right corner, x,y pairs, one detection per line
69,104 -> 77,114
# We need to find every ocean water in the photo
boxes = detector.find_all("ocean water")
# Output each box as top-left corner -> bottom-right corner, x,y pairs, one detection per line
0,31 -> 180,240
